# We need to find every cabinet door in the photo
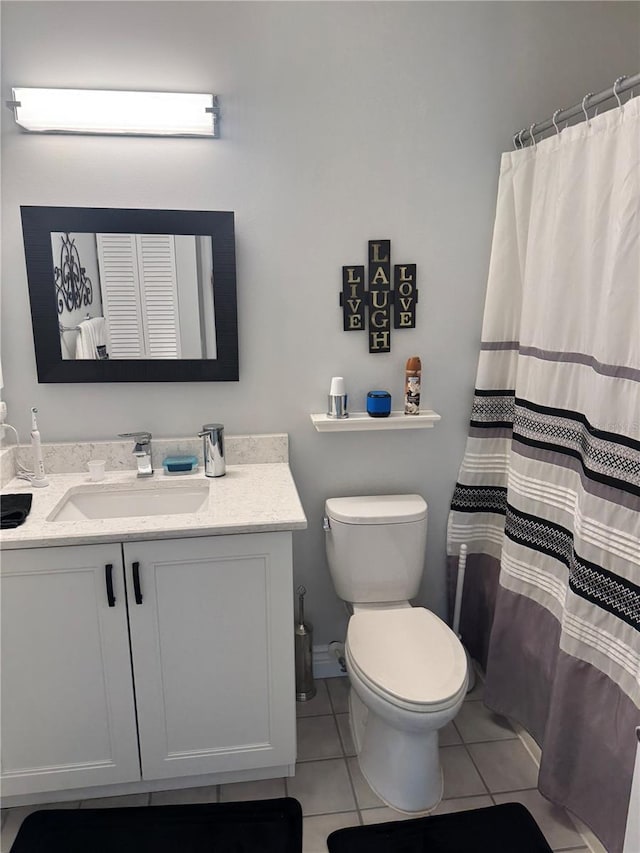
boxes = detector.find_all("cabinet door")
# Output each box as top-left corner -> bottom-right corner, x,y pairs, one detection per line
124,533 -> 295,780
0,544 -> 141,796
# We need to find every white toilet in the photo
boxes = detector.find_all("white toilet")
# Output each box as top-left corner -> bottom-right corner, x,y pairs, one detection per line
324,494 -> 468,814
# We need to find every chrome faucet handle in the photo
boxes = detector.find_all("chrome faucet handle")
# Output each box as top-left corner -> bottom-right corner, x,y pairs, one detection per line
119,431 -> 152,445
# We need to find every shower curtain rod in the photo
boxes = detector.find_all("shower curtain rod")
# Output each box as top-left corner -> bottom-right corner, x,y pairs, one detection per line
515,72 -> 640,147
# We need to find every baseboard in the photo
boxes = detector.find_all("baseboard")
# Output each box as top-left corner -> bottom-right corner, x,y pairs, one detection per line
510,720 -> 542,766
568,817 -> 608,853
0,764 -> 296,809
313,644 -> 347,679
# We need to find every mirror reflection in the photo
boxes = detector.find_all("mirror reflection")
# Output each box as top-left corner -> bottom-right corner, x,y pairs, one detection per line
52,231 -> 217,361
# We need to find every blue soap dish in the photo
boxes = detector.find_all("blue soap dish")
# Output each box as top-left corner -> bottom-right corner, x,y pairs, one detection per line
162,455 -> 199,475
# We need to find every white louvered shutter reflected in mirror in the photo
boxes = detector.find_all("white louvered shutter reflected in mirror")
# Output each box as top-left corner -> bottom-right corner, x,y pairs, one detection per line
96,233 -> 145,358
96,233 -> 181,359
136,234 -> 181,358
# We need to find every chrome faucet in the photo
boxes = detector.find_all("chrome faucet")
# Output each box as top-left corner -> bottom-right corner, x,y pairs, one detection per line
119,431 -> 153,478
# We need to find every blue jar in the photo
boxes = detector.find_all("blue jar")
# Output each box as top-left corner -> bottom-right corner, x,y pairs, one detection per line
367,390 -> 392,418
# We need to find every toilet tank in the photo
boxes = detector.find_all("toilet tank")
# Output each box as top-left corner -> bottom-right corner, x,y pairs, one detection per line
324,495 -> 428,604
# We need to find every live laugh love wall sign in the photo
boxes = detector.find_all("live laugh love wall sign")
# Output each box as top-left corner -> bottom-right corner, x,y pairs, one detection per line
340,240 -> 418,353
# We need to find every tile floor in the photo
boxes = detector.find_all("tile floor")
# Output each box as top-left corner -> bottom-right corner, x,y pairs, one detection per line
0,675 -> 590,853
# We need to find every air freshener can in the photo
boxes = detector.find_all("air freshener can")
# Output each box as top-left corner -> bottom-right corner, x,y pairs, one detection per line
404,356 -> 421,415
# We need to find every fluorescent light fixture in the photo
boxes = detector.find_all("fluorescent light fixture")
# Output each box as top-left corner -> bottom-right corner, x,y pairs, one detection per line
8,88 -> 219,137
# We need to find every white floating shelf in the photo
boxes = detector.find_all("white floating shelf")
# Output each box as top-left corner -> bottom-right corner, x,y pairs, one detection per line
310,410 -> 441,432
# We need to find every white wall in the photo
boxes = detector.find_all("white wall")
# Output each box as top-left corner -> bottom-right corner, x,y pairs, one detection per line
2,1 -> 639,644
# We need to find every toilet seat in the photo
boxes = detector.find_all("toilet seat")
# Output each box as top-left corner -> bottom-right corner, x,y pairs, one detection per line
346,607 -> 467,713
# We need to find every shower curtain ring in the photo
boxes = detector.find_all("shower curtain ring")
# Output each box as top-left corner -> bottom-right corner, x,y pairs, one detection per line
529,123 -> 537,148
552,109 -> 563,136
517,128 -> 526,149
581,93 -> 594,126
613,76 -> 626,111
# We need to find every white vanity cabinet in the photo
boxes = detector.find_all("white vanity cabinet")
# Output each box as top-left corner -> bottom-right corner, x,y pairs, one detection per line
124,533 -> 295,781
0,532 -> 296,799
0,543 -> 141,796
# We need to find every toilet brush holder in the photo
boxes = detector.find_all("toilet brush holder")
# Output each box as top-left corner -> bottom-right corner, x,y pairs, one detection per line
295,585 -> 316,701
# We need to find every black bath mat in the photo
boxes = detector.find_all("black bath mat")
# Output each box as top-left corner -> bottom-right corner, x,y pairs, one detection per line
10,797 -> 302,853
327,803 -> 553,852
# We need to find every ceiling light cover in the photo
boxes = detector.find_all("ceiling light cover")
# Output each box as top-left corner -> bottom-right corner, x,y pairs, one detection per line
10,88 -> 218,137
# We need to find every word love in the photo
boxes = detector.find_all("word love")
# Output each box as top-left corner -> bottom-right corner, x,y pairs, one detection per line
340,240 -> 418,353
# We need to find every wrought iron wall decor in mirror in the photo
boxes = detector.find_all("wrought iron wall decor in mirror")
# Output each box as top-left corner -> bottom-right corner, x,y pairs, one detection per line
21,206 -> 238,382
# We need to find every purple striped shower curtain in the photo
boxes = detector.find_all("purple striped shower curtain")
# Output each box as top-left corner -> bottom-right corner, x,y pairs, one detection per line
447,96 -> 639,852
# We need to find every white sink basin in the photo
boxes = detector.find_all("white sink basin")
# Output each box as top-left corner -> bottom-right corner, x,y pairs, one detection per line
48,482 -> 210,522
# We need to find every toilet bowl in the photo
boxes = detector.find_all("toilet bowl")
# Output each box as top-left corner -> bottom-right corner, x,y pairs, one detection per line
323,494 -> 468,813
345,605 -> 468,812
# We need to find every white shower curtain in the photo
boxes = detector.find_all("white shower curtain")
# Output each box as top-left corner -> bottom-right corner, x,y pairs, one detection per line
447,96 -> 639,852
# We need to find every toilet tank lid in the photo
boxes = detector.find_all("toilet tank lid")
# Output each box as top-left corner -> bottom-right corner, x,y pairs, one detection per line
325,494 -> 427,524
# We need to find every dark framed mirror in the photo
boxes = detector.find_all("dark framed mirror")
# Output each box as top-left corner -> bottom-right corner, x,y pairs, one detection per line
21,206 -> 238,382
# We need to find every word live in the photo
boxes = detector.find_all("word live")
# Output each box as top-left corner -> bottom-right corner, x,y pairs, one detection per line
340,240 -> 418,353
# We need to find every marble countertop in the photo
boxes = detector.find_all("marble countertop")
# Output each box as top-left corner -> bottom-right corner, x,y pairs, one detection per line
0,464 -> 307,550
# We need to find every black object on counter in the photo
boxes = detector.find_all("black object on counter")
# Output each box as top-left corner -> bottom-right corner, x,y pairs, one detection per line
1,493 -> 33,529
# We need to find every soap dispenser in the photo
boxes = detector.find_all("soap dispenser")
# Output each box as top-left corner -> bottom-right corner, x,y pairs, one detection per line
198,423 -> 226,477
